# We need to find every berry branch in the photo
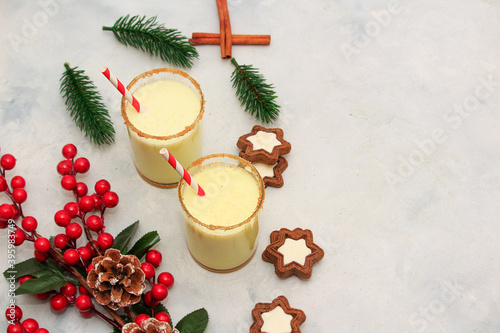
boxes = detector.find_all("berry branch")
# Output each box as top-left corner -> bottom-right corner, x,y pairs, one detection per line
1,145 -> 208,333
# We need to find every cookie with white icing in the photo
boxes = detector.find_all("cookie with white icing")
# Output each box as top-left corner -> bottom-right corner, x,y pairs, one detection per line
237,125 -> 291,165
262,228 -> 324,280
250,295 -> 306,333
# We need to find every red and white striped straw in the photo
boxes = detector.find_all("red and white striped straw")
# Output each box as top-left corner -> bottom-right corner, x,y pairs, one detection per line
159,148 -> 205,196
101,67 -> 141,113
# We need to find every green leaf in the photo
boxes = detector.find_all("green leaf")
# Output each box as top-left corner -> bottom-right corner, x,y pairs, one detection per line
60,62 -> 115,145
3,258 -> 46,281
175,308 -> 209,333
230,57 -> 280,123
103,15 -> 198,68
127,231 -> 160,260
15,271 -> 67,295
113,220 -> 140,253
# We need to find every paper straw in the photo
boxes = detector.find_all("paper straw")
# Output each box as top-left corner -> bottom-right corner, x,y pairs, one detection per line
101,67 -> 141,113
159,148 -> 205,196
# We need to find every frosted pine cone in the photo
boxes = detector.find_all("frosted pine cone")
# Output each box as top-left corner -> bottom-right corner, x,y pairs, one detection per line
122,318 -> 179,333
87,248 -> 146,310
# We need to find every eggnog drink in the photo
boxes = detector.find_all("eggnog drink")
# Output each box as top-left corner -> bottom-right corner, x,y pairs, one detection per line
178,154 -> 265,272
121,68 -> 204,187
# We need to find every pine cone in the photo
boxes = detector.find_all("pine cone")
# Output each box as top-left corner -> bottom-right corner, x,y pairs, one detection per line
87,248 -> 146,310
122,318 -> 179,333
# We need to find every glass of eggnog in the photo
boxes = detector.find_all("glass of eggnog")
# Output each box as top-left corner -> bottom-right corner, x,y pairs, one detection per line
178,154 -> 265,273
121,68 -> 205,188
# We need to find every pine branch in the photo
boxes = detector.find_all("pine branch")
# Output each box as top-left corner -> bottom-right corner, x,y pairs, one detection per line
60,63 -> 115,145
230,57 -> 280,123
103,15 -> 198,68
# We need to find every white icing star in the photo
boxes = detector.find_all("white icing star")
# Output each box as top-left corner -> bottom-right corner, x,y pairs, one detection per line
252,162 -> 276,178
261,306 -> 293,333
247,131 -> 281,153
277,238 -> 312,266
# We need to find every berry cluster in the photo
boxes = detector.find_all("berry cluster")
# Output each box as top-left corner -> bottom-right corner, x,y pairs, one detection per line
1,145 -> 184,332
5,305 -> 49,333
54,144 -> 118,257
140,249 -> 175,321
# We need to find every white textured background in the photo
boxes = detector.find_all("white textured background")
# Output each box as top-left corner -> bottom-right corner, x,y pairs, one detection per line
1,0 -> 500,332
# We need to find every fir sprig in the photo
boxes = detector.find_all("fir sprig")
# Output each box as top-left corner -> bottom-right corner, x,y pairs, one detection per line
230,57 -> 280,123
60,63 -> 115,145
103,15 -> 198,68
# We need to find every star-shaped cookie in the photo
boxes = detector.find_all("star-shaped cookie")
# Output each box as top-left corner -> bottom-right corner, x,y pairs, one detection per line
237,125 -> 291,165
262,228 -> 324,280
250,295 -> 306,333
249,156 -> 288,188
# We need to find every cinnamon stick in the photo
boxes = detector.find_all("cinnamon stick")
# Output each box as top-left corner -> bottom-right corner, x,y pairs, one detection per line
190,33 -> 270,45
216,0 -> 232,58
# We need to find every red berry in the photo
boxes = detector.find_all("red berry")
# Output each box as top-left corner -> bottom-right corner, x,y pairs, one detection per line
79,285 -> 90,296
5,305 -> 22,321
0,203 -> 15,220
22,318 -> 39,333
97,233 -> 114,250
135,314 -> 150,326
63,202 -> 79,218
61,175 -> 77,191
0,220 -> 8,229
35,292 -> 50,300
34,250 -> 49,262
12,188 -> 27,204
10,176 -> 25,189
75,294 -> 92,311
1,154 -> 16,170
10,204 -> 19,220
21,216 -> 38,232
50,293 -> 68,312
91,194 -> 102,208
85,242 -> 97,257
151,283 -> 168,301
79,310 -> 93,318
34,237 -> 51,253
143,290 -> 157,307
146,250 -> 162,268
63,249 -> 80,265
11,229 -> 25,246
0,176 -> 8,191
78,196 -> 95,213
65,222 -> 82,240
87,264 -> 93,274
85,215 -> 102,232
60,282 -> 77,298
54,234 -> 69,250
6,323 -> 24,333
19,275 -> 33,285
77,246 -> 92,262
102,191 -> 119,208
54,210 -> 71,227
141,262 -> 155,280
74,157 -> 90,173
155,312 -> 170,323
33,329 -> 49,333
57,160 -> 73,176
75,182 -> 88,197
94,179 -> 110,196
62,144 -> 77,159
157,272 -> 174,289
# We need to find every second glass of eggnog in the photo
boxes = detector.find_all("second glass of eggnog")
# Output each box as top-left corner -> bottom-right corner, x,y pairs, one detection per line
178,154 -> 265,273
121,68 -> 205,188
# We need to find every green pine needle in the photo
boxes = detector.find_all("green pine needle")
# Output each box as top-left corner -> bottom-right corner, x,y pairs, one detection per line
103,15 -> 198,68
60,63 -> 115,145
230,57 -> 280,123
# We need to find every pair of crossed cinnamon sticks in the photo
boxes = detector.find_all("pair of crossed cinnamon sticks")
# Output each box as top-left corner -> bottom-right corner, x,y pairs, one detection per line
189,0 -> 271,59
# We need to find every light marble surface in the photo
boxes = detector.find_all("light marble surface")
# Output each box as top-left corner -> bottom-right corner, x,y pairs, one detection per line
1,0 -> 500,332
